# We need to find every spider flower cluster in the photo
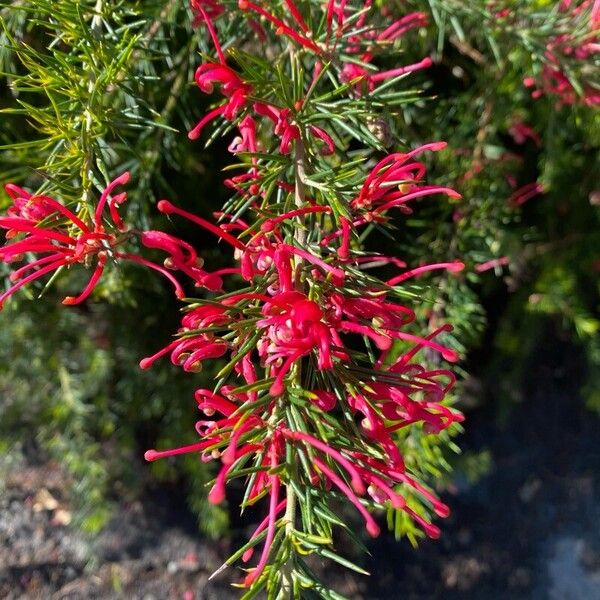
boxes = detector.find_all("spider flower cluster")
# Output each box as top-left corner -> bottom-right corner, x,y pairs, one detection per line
0,173 -> 137,308
141,164 -> 464,587
0,175 -> 232,307
142,1 -> 466,593
524,0 -> 600,106
1,1 -> 466,596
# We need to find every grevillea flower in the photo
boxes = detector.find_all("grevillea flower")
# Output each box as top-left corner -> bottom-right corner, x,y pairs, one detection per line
145,383 -> 278,586
189,64 -> 253,140
560,0 -> 600,25
0,173 -> 131,308
0,176 -> 222,307
252,103 -> 336,155
156,200 -> 246,250
341,57 -> 433,95
228,115 -> 258,154
140,303 -> 232,372
253,103 -> 300,155
509,181 -> 544,206
524,2 -> 600,106
140,230 -> 224,291
386,261 -> 465,286
190,0 -> 224,27
238,0 -> 321,53
141,332 -> 228,373
257,291 -> 337,394
525,64 -> 600,107
352,143 -> 461,213
283,361 -> 463,534
327,1 -> 426,47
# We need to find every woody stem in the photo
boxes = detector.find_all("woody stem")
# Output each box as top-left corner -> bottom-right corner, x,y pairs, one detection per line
278,133 -> 307,599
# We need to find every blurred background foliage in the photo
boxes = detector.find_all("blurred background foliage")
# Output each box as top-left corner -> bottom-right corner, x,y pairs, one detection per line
0,0 -> 598,542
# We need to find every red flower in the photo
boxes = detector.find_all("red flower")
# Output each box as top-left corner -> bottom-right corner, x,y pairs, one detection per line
352,143 -> 461,213
341,58 -> 433,95
228,116 -> 258,154
140,304 -> 231,372
0,173 -> 130,308
257,290 -> 337,395
190,0 -> 224,27
189,64 -> 252,140
140,230 -> 224,291
238,0 -> 321,53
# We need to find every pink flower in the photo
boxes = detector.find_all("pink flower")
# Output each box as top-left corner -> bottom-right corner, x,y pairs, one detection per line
156,200 -> 246,250
190,0 -> 224,27
257,291 -> 336,395
508,120 -> 541,146
140,230 -> 223,291
509,182 -> 544,206
0,176 -> 216,306
352,143 -> 461,212
341,58 -> 433,95
228,116 -> 258,154
386,261 -> 465,286
237,0 -> 321,53
190,1 -> 227,63
141,333 -> 228,373
251,102 -> 336,155
140,305 -> 231,372
189,64 -> 252,140
0,173 -> 131,308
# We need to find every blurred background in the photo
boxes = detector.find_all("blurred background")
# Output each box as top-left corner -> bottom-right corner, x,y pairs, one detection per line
0,1 -> 599,598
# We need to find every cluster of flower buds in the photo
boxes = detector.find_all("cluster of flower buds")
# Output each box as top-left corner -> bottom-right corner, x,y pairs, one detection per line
0,175 -> 241,309
457,112 -> 545,274
524,0 -> 600,106
0,173 -> 135,308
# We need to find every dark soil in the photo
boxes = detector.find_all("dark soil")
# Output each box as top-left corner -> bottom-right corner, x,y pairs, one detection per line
0,465 -> 238,600
359,343 -> 600,600
1,344 -> 599,599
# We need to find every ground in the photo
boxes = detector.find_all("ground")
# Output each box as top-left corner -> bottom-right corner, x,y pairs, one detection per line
1,345 -> 599,599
